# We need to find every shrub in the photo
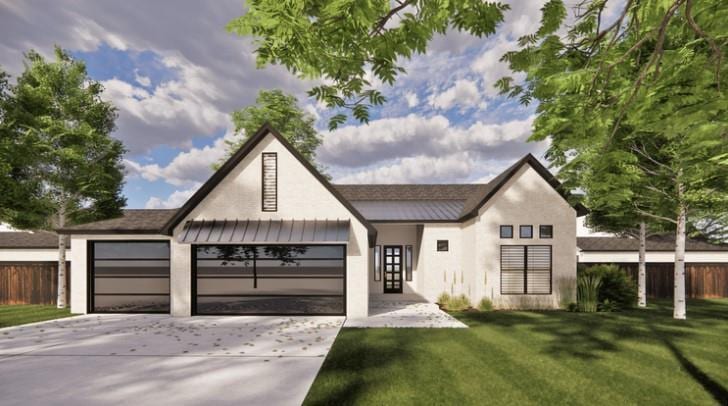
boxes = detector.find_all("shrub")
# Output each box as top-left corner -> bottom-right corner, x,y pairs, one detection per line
577,273 -> 602,312
438,294 -> 471,311
450,294 -> 472,311
581,264 -> 638,310
478,298 -> 493,311
599,299 -> 619,312
566,302 -> 579,312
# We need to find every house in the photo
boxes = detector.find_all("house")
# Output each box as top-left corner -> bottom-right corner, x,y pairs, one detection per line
53,124 -> 585,317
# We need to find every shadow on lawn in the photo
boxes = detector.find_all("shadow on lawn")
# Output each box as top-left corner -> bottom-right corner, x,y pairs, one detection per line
303,329 -> 410,405
457,299 -> 728,403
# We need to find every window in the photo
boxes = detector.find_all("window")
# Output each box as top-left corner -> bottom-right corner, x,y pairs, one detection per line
437,240 -> 449,252
500,225 -> 513,238
405,245 -> 413,281
500,245 -> 552,294
262,152 -> 277,211
374,245 -> 382,281
539,225 -> 553,239
519,225 -> 533,239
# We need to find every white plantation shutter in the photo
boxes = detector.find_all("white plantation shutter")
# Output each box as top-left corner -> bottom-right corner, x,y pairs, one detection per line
526,245 -> 552,294
500,246 -> 526,294
262,153 -> 277,211
500,245 -> 552,294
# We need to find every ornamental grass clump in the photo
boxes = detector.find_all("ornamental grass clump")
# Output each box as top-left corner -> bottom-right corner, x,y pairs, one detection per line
478,298 -> 493,311
448,294 -> 472,311
577,273 -> 602,313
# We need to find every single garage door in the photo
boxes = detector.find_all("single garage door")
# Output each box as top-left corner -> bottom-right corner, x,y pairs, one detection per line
89,241 -> 170,313
193,244 -> 345,315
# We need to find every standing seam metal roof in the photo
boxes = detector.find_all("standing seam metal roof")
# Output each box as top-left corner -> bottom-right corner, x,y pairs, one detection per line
177,219 -> 351,244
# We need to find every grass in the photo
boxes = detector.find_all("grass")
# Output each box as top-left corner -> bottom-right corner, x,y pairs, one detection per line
0,305 -> 74,328
304,299 -> 728,405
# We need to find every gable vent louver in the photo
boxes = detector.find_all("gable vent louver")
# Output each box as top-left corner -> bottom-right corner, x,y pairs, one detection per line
262,152 -> 278,211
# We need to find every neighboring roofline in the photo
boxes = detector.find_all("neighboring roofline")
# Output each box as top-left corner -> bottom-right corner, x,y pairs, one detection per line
0,246 -> 61,250
459,154 -> 587,221
58,230 -> 169,235
579,249 -> 728,253
161,123 -> 378,247
56,209 -> 177,235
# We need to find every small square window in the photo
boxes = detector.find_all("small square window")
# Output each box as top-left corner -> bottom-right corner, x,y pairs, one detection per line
500,225 -> 513,239
436,240 -> 449,252
519,225 -> 533,239
540,225 -> 553,239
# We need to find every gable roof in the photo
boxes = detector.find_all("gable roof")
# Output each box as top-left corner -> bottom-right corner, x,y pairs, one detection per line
336,154 -> 586,221
58,209 -> 177,234
578,236 -> 728,252
160,123 -> 378,246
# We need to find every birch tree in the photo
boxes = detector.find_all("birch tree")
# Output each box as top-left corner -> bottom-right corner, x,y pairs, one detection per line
0,48 -> 126,308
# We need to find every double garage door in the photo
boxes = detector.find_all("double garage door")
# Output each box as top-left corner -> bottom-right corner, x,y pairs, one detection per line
88,241 -> 345,315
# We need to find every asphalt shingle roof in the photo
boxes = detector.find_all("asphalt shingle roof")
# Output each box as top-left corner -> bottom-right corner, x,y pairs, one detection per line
58,209 -> 177,234
0,230 -> 61,249
577,236 -> 728,252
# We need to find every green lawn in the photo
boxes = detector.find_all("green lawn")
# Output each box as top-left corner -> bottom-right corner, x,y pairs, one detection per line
0,305 -> 74,328
305,299 -> 728,405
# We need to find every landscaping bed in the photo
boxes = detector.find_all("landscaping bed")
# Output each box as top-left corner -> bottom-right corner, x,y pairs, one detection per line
304,299 -> 728,405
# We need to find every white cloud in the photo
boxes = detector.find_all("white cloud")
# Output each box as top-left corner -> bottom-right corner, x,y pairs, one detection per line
404,91 -> 419,108
145,185 -> 199,209
125,130 -> 241,186
428,79 -> 482,111
337,153 -> 473,184
100,53 -> 231,153
134,69 -> 151,87
320,113 -> 537,168
470,39 -> 524,97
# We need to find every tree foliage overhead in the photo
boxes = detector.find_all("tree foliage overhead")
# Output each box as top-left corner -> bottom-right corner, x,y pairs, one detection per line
228,0 -> 509,129
0,47 -> 126,230
222,89 -> 327,175
496,0 -> 728,232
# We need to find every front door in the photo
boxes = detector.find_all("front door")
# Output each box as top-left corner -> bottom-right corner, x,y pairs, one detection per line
383,245 -> 403,293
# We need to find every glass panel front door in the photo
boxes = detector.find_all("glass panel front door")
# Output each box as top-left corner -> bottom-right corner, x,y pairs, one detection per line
383,245 -> 403,293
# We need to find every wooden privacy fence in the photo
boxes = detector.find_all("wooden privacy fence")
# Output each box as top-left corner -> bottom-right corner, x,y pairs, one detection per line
589,263 -> 728,299
0,262 -> 70,305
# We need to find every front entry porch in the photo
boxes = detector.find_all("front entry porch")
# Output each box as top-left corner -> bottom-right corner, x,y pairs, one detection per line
345,297 -> 467,328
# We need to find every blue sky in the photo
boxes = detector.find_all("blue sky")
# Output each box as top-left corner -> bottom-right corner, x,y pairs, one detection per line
0,0 -> 576,209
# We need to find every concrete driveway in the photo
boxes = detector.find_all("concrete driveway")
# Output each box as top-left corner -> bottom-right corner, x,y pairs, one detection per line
0,314 -> 344,406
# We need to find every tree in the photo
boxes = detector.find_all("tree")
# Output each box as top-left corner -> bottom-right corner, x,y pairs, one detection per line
0,48 -> 126,308
221,89 -> 328,175
497,0 -> 728,319
228,0 -> 509,129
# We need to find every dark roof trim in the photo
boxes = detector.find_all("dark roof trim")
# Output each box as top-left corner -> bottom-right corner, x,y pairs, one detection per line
59,230 -> 169,235
459,154 -> 587,221
161,123 -> 378,247
369,220 -> 462,224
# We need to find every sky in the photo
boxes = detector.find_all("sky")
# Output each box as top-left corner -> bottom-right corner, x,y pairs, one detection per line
0,0 -> 620,215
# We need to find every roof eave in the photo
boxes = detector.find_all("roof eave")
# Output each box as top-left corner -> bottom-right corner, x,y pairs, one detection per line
459,154 -> 587,220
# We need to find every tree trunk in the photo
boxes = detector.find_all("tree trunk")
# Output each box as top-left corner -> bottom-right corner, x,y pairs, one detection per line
638,221 -> 647,308
673,194 -> 687,320
57,208 -> 67,309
